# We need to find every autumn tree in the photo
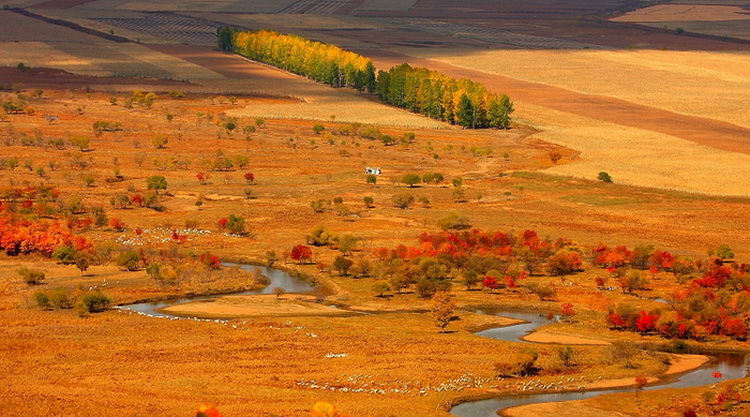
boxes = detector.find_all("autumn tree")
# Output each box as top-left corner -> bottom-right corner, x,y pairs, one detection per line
560,302 -> 575,322
401,173 -> 421,187
147,175 -> 167,194
290,244 -> 312,264
333,256 -> 354,276
69,135 -> 90,151
372,281 -> 390,297
431,291 -> 456,332
273,287 -> 286,299
18,267 -> 45,285
392,193 -> 414,209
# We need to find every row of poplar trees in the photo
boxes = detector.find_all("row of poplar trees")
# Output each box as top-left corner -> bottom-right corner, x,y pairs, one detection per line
218,27 -> 513,129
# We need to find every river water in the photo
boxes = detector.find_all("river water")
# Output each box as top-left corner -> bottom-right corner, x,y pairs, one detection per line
452,310 -> 749,417
116,266 -> 748,416
117,263 -> 315,318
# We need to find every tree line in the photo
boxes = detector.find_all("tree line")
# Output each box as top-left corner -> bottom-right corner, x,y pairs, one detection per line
218,27 -> 513,129
375,64 -> 513,128
219,27 -> 375,93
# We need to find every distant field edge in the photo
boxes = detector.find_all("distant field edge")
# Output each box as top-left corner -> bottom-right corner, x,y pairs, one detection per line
8,7 -> 134,43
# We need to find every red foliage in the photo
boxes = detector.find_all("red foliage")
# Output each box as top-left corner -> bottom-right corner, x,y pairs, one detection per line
196,172 -> 207,184
606,312 -> 626,328
218,218 -> 228,229
712,371 -> 723,379
595,277 -> 605,288
0,215 -> 93,256
199,252 -> 221,269
171,230 -> 187,244
560,302 -> 575,318
130,194 -> 143,207
290,244 -> 313,264
693,265 -> 733,288
483,275 -> 498,291
196,404 -> 221,417
135,228 -> 143,236
244,172 -> 255,183
636,310 -> 658,333
109,218 -> 126,232
503,275 -> 517,288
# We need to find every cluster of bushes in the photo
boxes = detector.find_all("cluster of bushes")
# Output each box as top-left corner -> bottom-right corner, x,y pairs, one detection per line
123,90 -> 158,109
35,286 -> 110,314
218,214 -> 246,235
0,215 -> 93,256
220,27 -> 375,92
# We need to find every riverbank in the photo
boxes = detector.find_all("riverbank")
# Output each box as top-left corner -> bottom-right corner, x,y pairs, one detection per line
498,354 -> 710,417
160,294 -> 351,318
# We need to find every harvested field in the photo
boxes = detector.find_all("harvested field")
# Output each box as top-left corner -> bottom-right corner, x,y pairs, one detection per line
0,11 -> 224,80
613,4 -> 750,22
280,0 -> 352,15
396,48 -> 750,130
74,0 -> 299,13
521,101 -> 750,197
395,18 -> 602,49
355,0 -> 418,12
92,12 -> 223,46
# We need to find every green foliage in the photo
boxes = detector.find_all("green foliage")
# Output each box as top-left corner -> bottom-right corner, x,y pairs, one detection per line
225,214 -> 246,234
34,291 -> 51,309
401,174 -> 421,187
69,135 -> 90,151
709,244 -> 735,260
392,193 -> 414,209
53,245 -> 77,265
376,63 -> 513,128
333,256 -> 354,276
338,234 -> 358,254
437,212 -> 471,230
77,291 -> 110,314
366,174 -> 377,185
18,267 -> 45,285
152,134 -> 168,149
597,171 -> 613,183
372,281 -> 390,297
363,196 -> 374,208
463,270 -> 480,290
146,175 -> 167,193
117,250 -> 142,271
49,286 -> 73,309
312,124 -> 325,134
307,225 -> 338,247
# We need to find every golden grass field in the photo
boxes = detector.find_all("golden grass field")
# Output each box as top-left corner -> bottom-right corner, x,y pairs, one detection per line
394,46 -> 750,195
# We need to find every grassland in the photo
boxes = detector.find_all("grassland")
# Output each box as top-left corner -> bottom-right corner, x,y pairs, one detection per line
1,1 -> 750,415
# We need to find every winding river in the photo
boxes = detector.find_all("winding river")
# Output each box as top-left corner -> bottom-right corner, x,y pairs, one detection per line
117,263 -> 316,318
118,264 -> 749,416
452,309 -> 749,417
